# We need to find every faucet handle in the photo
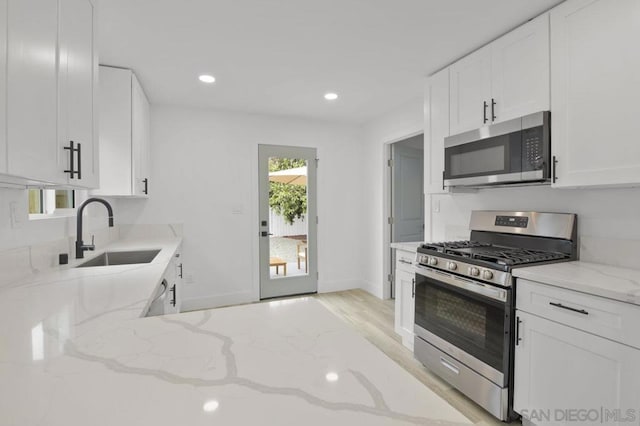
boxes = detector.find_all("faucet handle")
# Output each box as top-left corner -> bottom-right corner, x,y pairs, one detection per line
88,235 -> 95,251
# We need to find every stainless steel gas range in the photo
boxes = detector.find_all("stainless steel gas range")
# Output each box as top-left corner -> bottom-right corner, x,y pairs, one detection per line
413,211 -> 577,421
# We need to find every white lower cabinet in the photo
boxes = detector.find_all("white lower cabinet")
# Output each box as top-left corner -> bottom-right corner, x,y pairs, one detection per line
394,249 -> 415,350
514,279 -> 640,426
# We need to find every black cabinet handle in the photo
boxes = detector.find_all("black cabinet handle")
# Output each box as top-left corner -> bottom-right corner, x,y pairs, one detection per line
178,263 -> 183,278
516,316 -> 522,345
170,284 -> 177,307
64,141 -> 76,179
63,141 -> 82,179
412,278 -> 415,298
491,98 -> 497,122
549,302 -> 588,315
76,143 -> 82,180
442,170 -> 445,191
143,178 -> 148,195
552,156 -> 558,183
483,101 -> 488,124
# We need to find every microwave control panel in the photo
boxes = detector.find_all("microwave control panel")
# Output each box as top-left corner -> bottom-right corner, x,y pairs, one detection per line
522,127 -> 545,170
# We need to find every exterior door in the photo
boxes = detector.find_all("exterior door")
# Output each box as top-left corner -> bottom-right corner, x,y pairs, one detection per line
258,145 -> 317,299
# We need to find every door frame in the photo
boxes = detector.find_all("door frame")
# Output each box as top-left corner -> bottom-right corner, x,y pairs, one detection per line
383,130 -> 423,300
257,144 -> 318,300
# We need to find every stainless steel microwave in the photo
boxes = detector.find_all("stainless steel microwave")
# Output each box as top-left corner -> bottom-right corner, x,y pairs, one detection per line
444,111 -> 550,188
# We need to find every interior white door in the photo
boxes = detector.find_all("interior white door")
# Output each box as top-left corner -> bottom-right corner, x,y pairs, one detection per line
491,13 -> 550,124
58,0 -> 97,188
513,311 -> 640,424
258,145 -> 318,299
449,46 -> 492,135
551,0 -> 640,188
7,0 -> 61,183
391,138 -> 424,243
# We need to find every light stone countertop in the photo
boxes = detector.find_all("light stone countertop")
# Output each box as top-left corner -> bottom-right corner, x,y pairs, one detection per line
0,237 -> 473,425
390,241 -> 423,253
513,261 -> 640,306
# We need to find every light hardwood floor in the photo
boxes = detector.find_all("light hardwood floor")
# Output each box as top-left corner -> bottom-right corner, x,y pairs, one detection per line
313,289 -> 509,426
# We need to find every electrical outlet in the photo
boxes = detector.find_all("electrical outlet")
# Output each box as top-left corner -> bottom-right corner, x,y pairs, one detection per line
185,273 -> 195,284
10,202 -> 23,228
433,199 -> 441,213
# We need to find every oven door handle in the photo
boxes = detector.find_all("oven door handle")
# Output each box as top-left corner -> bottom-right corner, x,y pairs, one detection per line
414,264 -> 507,302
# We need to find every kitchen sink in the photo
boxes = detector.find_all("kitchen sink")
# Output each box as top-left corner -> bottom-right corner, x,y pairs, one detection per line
76,250 -> 161,268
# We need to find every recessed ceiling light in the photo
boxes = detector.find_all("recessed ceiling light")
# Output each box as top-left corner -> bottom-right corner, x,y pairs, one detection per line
325,372 -> 339,382
324,93 -> 338,101
203,400 -> 219,412
199,74 -> 216,84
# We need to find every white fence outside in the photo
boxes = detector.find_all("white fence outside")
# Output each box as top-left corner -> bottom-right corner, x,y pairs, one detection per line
269,208 -> 307,237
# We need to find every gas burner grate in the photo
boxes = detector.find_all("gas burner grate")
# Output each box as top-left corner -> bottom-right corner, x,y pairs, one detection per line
473,248 -> 569,266
420,240 -> 491,252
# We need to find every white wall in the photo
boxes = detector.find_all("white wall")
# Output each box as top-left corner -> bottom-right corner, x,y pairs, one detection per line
360,97 -> 424,298
431,186 -> 640,269
0,188 -> 118,252
116,105 -> 365,309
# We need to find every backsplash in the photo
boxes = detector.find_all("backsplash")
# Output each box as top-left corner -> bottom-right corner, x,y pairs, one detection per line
430,185 -> 640,270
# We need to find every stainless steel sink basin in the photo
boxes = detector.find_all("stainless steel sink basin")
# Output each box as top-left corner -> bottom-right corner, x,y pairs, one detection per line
76,250 -> 161,268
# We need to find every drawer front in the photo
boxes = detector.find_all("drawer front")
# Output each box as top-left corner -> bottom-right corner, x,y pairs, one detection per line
395,249 -> 415,274
517,279 -> 640,349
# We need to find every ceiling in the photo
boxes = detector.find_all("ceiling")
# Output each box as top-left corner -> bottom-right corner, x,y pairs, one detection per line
99,0 -> 563,124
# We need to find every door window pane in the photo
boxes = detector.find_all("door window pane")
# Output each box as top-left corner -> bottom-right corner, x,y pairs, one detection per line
268,157 -> 309,279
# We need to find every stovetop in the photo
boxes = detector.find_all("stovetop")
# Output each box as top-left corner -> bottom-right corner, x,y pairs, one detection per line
418,240 -> 570,268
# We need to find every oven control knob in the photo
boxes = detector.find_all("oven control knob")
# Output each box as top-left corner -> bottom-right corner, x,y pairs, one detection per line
419,255 -> 428,264
428,257 -> 438,266
447,262 -> 457,271
482,270 -> 494,280
469,267 -> 480,277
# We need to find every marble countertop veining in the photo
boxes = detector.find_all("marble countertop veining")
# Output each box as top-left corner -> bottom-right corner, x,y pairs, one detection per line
0,238 -> 473,425
513,261 -> 640,306
390,241 -> 423,253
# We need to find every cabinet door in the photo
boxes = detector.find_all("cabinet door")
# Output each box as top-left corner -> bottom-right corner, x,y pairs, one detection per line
132,74 -> 150,197
0,0 -> 6,174
514,311 -> 640,425
58,0 -> 98,188
424,68 -> 449,194
93,66 -> 133,196
491,13 -> 550,124
551,0 -> 640,188
394,268 -> 415,350
7,0 -> 61,183
449,46 -> 492,135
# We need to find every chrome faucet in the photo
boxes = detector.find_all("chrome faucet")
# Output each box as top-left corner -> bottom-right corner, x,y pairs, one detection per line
75,198 -> 114,259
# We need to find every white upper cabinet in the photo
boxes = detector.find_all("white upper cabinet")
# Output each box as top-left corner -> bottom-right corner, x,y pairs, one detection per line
449,46 -> 492,135
2,0 -> 97,187
0,0 -> 6,175
93,66 -> 151,197
132,74 -> 151,197
424,68 -> 450,194
449,14 -> 550,135
551,0 -> 640,188
58,0 -> 98,188
6,0 -> 60,183
491,14 -> 549,124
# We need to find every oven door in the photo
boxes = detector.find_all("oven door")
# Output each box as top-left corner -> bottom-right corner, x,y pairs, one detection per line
444,121 -> 522,187
414,265 -> 511,385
